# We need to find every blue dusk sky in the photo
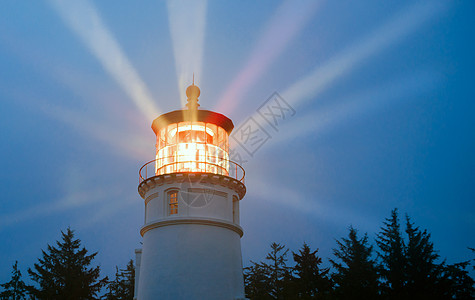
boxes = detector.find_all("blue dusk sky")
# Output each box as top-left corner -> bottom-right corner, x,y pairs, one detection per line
1,0 -> 474,282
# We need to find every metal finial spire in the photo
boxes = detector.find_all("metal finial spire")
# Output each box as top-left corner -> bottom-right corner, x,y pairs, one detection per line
186,75 -> 200,110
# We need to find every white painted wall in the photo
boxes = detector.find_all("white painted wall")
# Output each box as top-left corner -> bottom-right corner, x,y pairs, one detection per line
136,177 -> 246,300
138,224 -> 244,299
143,181 -> 240,224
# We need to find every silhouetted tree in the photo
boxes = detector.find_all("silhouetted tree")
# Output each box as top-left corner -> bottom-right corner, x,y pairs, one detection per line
281,267 -> 298,300
330,226 -> 379,300
376,209 -> 475,299
469,247 -> 475,271
265,243 -> 290,299
28,227 -> 107,300
439,260 -> 475,299
244,243 -> 291,300
376,209 -> 406,299
102,260 -> 135,300
0,261 -> 28,300
292,243 -> 332,300
243,209 -> 475,299
244,262 -> 274,300
404,215 -> 442,299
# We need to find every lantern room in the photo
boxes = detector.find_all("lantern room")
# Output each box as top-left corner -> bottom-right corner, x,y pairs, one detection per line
150,83 -> 234,177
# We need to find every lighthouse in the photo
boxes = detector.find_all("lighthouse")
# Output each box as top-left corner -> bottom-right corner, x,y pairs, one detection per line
134,83 -> 247,300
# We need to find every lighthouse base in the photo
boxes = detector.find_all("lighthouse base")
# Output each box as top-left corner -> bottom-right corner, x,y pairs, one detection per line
136,219 -> 245,300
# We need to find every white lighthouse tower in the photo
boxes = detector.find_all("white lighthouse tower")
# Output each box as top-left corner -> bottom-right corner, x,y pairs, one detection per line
134,83 -> 247,300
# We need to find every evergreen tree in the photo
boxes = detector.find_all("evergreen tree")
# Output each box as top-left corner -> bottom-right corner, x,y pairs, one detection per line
404,216 -> 475,299
281,266 -> 298,300
377,209 -> 475,299
404,215 -> 441,298
28,227 -> 107,300
330,226 -> 379,300
0,261 -> 27,300
292,243 -> 332,300
469,247 -> 475,272
439,261 -> 475,300
264,243 -> 290,299
102,260 -> 135,300
376,208 -> 406,299
244,243 -> 290,300
244,261 -> 274,300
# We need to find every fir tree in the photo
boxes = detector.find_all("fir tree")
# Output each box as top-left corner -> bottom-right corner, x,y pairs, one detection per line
469,247 -> 475,269
28,227 -> 107,300
291,243 -> 332,300
439,260 -> 475,300
0,261 -> 27,300
102,260 -> 135,300
264,243 -> 290,299
244,262 -> 273,300
404,215 -> 441,298
330,226 -> 379,300
376,209 -> 475,299
244,243 -> 290,300
376,208 -> 406,299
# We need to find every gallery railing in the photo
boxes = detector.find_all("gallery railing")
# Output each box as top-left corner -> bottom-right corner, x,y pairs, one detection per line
139,156 -> 245,184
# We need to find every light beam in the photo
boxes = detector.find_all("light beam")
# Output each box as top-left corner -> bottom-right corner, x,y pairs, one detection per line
235,1 -> 447,145
50,0 -> 160,121
216,0 -> 321,114
167,0 -> 207,107
270,71 -> 441,146
280,2 -> 447,110
43,103 -> 151,161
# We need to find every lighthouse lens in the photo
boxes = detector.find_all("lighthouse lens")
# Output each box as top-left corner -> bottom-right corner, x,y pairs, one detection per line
155,122 -> 229,176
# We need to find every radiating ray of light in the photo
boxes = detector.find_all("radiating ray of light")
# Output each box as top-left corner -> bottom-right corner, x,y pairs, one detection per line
77,195 -> 137,230
1,88 -> 147,231
216,0 -> 321,114
167,0 -> 207,107
0,95 -> 142,230
0,187 -> 109,230
0,30 -> 153,161
234,1 -> 447,145
248,176 -> 379,230
1,58 -> 152,161
280,2 -> 447,111
43,104 -> 151,161
269,70 -> 440,146
49,0 -> 160,121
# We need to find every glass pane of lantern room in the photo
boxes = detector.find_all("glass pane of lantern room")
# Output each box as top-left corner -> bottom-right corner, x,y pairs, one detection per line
206,123 -> 217,145
178,122 -> 191,143
217,126 -> 226,150
177,122 -> 191,171
193,122 -> 206,171
205,123 -> 217,173
158,128 -> 167,171
159,128 -> 166,150
167,124 -> 177,146
194,122 -> 206,144
219,126 -> 230,173
166,124 -> 178,172
225,130 -> 229,153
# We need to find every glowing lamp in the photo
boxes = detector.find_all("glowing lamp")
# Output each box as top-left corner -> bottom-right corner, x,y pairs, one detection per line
150,83 -> 233,177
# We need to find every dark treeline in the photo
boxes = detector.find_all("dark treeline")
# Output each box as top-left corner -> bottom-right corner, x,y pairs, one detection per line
244,209 -> 475,300
0,228 -> 134,300
1,209 -> 473,299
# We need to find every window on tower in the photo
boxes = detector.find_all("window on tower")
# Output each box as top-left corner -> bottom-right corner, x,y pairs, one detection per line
168,191 -> 178,215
